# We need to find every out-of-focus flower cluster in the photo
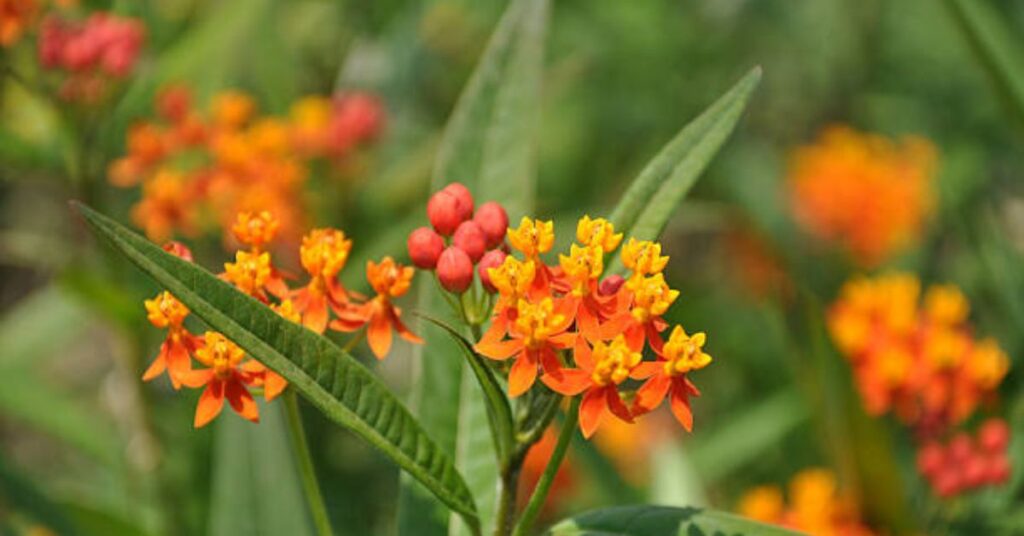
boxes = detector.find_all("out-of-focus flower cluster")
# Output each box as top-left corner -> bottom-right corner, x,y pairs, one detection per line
789,126 -> 937,267
738,468 -> 875,536
37,11 -> 143,102
917,418 -> 1011,498
143,211 -> 419,427
109,86 -> 384,242
828,273 -> 1009,430
828,272 -> 1012,498
405,182 -> 713,439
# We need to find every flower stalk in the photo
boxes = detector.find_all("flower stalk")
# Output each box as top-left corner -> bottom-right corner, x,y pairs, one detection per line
283,390 -> 334,536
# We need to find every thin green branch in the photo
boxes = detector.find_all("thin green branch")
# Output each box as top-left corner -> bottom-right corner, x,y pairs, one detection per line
283,391 -> 335,536
512,396 -> 579,536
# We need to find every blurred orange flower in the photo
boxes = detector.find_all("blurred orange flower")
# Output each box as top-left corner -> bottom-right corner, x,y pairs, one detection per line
738,468 -> 875,536
789,126 -> 936,266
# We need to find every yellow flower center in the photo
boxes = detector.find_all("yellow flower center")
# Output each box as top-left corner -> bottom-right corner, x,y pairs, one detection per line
300,228 -> 352,280
223,250 -> 271,295
590,335 -> 642,386
232,210 -> 280,250
488,256 -> 536,299
576,215 -> 622,252
507,217 -> 554,258
514,298 -> 565,350
145,291 -> 189,328
621,238 -> 668,277
558,244 -> 603,297
367,257 -> 414,298
627,273 -> 679,323
196,332 -> 245,379
661,326 -> 712,376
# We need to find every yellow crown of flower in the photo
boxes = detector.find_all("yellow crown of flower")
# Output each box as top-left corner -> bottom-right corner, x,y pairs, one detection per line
508,217 -> 554,258
514,298 -> 565,350
661,326 -> 712,376
223,250 -> 272,295
488,256 -> 536,299
300,228 -> 352,280
621,238 -> 669,277
628,273 -> 679,323
559,244 -> 603,296
231,211 -> 280,250
591,335 -> 642,386
367,257 -> 414,298
144,291 -> 189,328
195,332 -> 246,378
576,215 -> 622,252
273,299 -> 301,323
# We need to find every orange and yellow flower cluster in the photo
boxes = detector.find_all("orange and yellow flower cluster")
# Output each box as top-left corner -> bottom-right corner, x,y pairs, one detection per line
143,211 -> 420,427
789,126 -> 936,266
109,86 -> 383,242
738,468 -> 875,536
471,208 -> 713,438
828,273 -> 1009,432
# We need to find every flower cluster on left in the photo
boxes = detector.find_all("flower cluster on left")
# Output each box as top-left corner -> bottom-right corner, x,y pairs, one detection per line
142,211 -> 420,427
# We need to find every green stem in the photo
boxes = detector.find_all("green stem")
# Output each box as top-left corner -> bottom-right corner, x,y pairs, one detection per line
512,397 -> 579,536
493,461 -> 522,536
283,391 -> 334,536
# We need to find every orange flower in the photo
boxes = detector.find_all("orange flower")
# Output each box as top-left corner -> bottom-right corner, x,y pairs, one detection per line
558,244 -> 616,342
331,257 -> 422,359
476,297 -> 575,397
0,0 -> 40,46
738,469 -> 875,536
631,326 -> 711,430
600,272 -> 678,353
231,210 -> 280,252
828,273 -> 1010,432
142,291 -> 198,389
130,168 -> 198,241
292,228 -> 352,333
541,335 -> 640,438
182,332 -> 259,428
789,126 -> 936,266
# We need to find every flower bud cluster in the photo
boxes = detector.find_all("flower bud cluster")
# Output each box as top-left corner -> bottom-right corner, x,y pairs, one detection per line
917,419 -> 1011,498
38,12 -> 144,102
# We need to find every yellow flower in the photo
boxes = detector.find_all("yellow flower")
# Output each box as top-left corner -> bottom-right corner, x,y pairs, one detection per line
621,238 -> 669,278
661,326 -> 712,377
590,335 -> 642,386
514,298 -> 567,350
487,256 -> 536,300
223,250 -> 272,295
576,215 -> 622,252
231,211 -> 280,251
144,291 -> 189,328
300,228 -> 352,280
627,273 -> 679,323
559,244 -> 603,296
507,217 -> 554,258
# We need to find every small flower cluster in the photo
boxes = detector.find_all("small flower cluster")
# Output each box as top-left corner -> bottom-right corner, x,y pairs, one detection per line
828,273 -> 1012,497
37,11 -> 144,102
414,183 -> 713,438
917,418 -> 1011,498
109,86 -> 384,242
789,126 -> 936,266
738,468 -> 875,536
143,211 -> 420,427
406,182 -> 510,293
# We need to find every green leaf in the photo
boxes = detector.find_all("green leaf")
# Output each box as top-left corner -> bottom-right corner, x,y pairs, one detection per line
548,506 -> 800,536
944,0 -> 1024,127
71,203 -> 479,529
0,455 -> 79,535
208,403 -> 314,536
400,0 -> 548,533
607,68 -> 761,270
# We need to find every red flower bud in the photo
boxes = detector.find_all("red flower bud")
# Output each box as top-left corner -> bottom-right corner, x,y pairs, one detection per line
427,190 -> 469,236
473,201 -> 508,248
443,183 -> 474,221
478,250 -> 507,293
453,221 -> 487,262
987,455 -> 1012,485
978,418 -> 1010,454
948,433 -> 973,463
963,455 -> 989,488
437,247 -> 474,293
163,241 -> 194,262
407,226 -> 445,269
599,274 -> 626,296
934,469 -> 962,498
917,442 -> 945,477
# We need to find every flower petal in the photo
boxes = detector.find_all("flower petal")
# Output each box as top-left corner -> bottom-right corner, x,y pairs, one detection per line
573,337 -> 594,371
390,307 -> 424,344
179,368 -> 216,389
508,352 -> 538,398
629,361 -> 663,380
475,338 -> 522,361
579,387 -> 608,439
541,368 -> 592,396
304,296 -> 329,334
606,388 -> 634,423
669,378 -> 694,431
263,371 -> 288,401
194,380 -> 225,428
366,307 -> 393,359
226,376 -> 260,423
142,343 -> 169,382
633,373 -> 671,415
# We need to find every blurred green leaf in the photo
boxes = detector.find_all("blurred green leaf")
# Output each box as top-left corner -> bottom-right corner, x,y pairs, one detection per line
944,0 -> 1024,127
547,505 -> 799,536
208,403 -> 314,536
0,455 -> 79,535
607,67 -> 761,271
690,388 -> 808,484
60,502 -> 150,536
73,203 -> 479,529
400,0 -> 548,533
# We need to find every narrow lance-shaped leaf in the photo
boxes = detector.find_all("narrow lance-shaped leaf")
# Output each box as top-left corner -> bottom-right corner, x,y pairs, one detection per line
944,0 -> 1024,128
548,505 -> 801,536
607,67 -> 761,272
72,203 -> 479,530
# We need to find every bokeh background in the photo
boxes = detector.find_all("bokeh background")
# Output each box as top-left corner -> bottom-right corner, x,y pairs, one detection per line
2,0 -> 1024,534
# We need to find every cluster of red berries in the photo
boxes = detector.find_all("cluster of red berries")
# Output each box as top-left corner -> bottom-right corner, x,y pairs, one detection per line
917,418 -> 1012,498
406,182 -> 510,293
37,12 -> 144,101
